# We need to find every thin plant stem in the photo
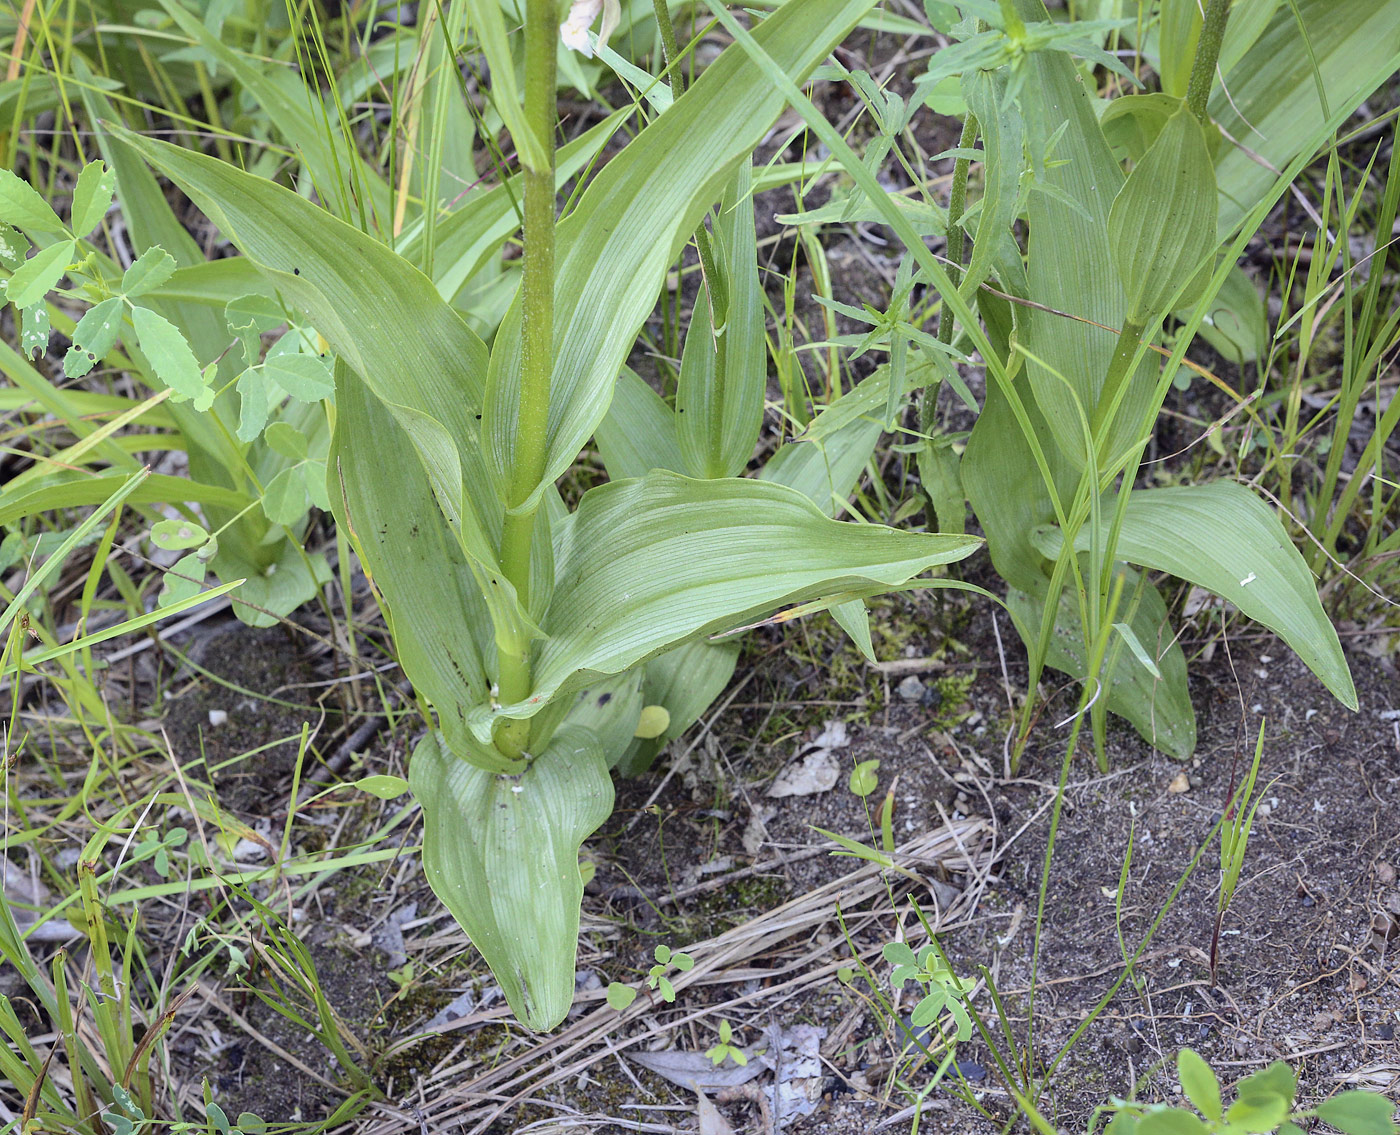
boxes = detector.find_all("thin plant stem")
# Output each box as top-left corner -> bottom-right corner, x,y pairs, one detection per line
1184,0 -> 1229,125
495,0 -> 559,759
934,112 -> 978,348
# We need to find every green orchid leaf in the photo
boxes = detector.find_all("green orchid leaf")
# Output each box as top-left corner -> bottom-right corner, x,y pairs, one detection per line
1035,482 -> 1355,709
153,0 -> 391,228
594,366 -> 684,480
612,638 -> 740,777
331,364 -> 512,771
958,67 -> 1022,303
495,471 -> 979,727
1192,263 -> 1267,366
676,162 -> 765,480
1108,104 -> 1217,324
1212,0 -> 1400,241
411,726 -> 613,1031
1007,566 -> 1195,759
483,0 -> 883,512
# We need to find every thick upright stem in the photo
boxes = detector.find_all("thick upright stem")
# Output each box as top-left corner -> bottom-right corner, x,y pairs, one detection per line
1185,0 -> 1230,126
495,0 -> 558,759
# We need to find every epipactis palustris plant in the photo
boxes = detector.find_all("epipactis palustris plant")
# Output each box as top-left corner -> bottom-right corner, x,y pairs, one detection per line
116,0 -> 982,1029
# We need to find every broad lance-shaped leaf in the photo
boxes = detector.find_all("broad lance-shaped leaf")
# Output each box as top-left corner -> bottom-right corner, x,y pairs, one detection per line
331,365 -> 515,773
411,727 -> 613,1031
483,0 -> 882,510
468,471 -> 981,737
111,131 -> 551,626
676,161 -> 764,480
1108,103 -> 1216,324
1034,481 -> 1356,709
154,0 -> 392,228
1009,0 -> 1152,471
1007,567 -> 1195,760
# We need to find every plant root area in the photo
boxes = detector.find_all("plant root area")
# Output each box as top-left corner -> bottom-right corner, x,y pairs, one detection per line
74,598 -> 1395,1135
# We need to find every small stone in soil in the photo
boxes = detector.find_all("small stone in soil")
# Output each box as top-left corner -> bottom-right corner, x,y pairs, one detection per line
897,676 -> 925,702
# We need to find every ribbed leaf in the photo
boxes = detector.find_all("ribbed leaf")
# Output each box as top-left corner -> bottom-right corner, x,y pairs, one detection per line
677,162 -> 765,479
331,365 -> 513,772
1036,482 -> 1355,709
594,367 -> 684,479
1108,104 -> 1217,323
462,0 -> 549,173
1212,0 -> 1400,240
480,471 -> 981,731
112,130 -> 487,451
483,0 -> 880,509
411,727 -> 613,1031
155,0 -> 391,227
1156,0 -> 1201,98
112,132 -> 532,605
958,68 -> 1021,303
401,110 -> 626,300
1005,0 -> 1154,470
612,639 -> 740,777
1007,568 -> 1195,759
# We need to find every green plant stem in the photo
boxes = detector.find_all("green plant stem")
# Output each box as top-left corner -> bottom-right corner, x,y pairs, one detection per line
935,112 -> 978,347
1184,0 -> 1230,125
651,0 -> 683,81
1088,315 -> 1146,452
923,112 -> 979,444
495,0 -> 559,759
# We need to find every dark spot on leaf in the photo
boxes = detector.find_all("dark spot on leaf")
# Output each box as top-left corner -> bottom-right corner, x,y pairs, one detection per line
597,692 -> 612,707
292,267 -> 300,275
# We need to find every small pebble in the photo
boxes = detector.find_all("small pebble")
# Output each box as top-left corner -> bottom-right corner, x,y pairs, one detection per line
1377,1023 -> 1395,1041
1377,861 -> 1397,885
208,709 -> 228,727
1167,772 -> 1191,794
897,676 -> 925,702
